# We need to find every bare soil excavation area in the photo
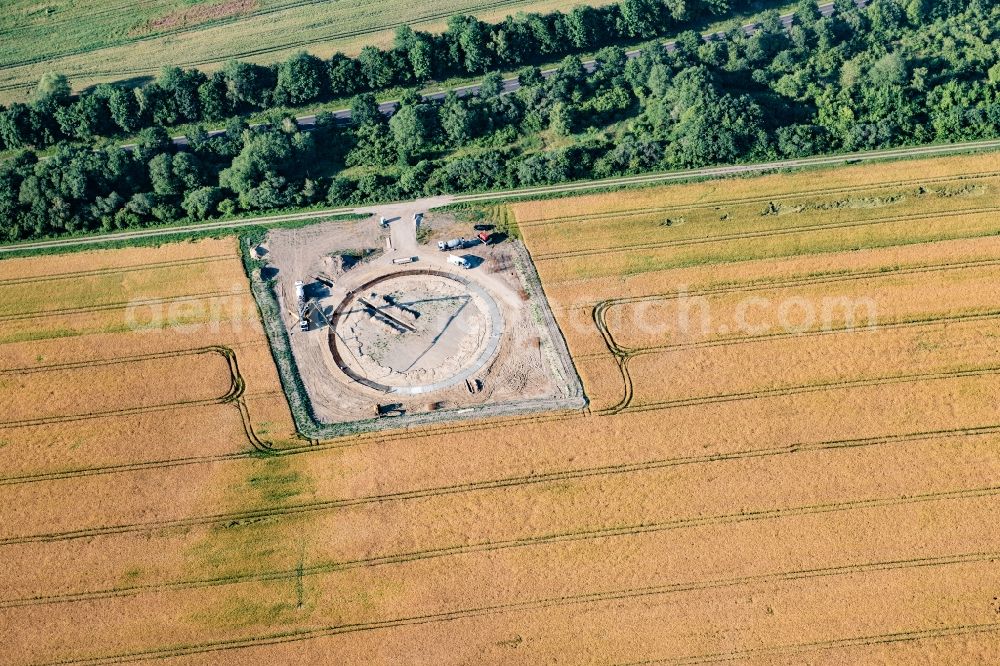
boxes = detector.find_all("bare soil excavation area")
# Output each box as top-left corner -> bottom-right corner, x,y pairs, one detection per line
2,152 -> 1000,665
261,206 -> 582,429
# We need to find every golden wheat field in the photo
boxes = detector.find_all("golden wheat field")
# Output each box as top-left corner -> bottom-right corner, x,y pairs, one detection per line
4,150 -> 1000,664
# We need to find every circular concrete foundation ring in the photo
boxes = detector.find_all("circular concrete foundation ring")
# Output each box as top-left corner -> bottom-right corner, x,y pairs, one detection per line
328,269 -> 504,395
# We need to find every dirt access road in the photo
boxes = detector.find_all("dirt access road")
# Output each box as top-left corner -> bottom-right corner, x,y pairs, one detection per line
379,197 -> 451,255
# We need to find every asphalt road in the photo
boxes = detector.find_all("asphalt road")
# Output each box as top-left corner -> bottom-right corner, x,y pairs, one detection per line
166,0 -> 860,147
5,136 -> 998,254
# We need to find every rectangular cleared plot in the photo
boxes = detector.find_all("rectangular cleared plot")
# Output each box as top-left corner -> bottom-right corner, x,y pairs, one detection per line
627,318 -> 1000,408
524,177 -> 1000,258
603,261 -> 1000,351
543,210 -> 1000,281
0,350 -> 234,426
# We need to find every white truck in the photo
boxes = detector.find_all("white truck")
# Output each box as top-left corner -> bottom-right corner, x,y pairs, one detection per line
447,254 -> 470,269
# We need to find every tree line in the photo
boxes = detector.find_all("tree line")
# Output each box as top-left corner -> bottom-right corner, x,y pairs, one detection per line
1,0 -> 998,242
0,0 -> 751,150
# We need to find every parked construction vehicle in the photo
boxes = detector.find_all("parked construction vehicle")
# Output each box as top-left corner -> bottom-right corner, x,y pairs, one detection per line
374,403 -> 405,417
294,280 -> 309,331
438,238 -> 464,251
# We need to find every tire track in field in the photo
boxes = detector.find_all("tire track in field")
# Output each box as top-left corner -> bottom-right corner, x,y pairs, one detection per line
614,366 -> 1000,415
578,256 -> 1000,315
5,426 -> 999,609
576,310 -> 1000,360
0,346 -> 243,429
517,171 -> 1000,227
0,290 -> 239,322
585,254 -> 1000,348
2,305 -> 992,479
31,550 -> 1000,664
3,419 -> 999,548
0,254 -> 235,287
0,398 -> 239,429
551,227 -> 1000,288
0,400 -> 582,487
532,205 -> 1000,262
0,347 -> 222,375
632,622 -> 1000,664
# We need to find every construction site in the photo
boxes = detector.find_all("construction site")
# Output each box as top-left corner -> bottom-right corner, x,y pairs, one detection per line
256,205 -> 584,432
